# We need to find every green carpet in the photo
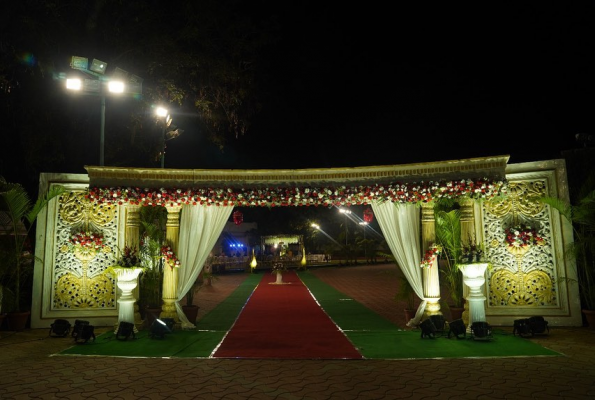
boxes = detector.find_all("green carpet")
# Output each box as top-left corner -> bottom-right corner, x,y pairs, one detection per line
57,271 -> 561,359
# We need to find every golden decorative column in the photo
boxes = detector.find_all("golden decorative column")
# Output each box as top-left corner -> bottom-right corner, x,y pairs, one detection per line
421,203 -> 441,316
160,205 -> 181,322
459,199 -> 476,327
124,204 -> 143,329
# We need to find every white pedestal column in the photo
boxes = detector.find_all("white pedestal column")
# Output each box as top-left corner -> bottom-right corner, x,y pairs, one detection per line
458,263 -> 488,332
275,272 -> 284,284
113,267 -> 144,333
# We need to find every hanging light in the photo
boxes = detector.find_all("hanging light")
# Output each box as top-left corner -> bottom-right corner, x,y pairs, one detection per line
363,208 -> 374,223
233,210 -> 243,225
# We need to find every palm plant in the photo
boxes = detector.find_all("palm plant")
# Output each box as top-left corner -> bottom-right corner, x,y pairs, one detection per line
0,176 -> 64,312
538,187 -> 595,310
138,207 -> 167,309
434,205 -> 464,308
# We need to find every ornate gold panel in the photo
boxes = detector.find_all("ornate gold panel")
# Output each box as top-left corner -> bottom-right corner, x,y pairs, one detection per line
52,191 -> 119,310
483,180 -> 557,308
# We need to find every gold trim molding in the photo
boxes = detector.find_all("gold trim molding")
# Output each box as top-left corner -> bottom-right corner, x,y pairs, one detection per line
85,155 -> 509,189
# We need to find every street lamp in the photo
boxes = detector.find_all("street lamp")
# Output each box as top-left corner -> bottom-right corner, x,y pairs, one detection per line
155,107 -> 170,168
359,221 -> 368,260
339,208 -> 351,246
154,106 -> 183,168
66,56 -> 143,166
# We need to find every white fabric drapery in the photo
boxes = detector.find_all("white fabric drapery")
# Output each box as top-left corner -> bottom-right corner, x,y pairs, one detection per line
372,201 -> 426,327
175,205 -> 233,329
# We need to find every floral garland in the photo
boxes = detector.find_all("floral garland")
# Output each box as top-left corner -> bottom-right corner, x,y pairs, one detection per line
69,231 -> 105,252
85,178 -> 506,208
420,243 -> 442,268
161,245 -> 181,269
505,224 -> 544,248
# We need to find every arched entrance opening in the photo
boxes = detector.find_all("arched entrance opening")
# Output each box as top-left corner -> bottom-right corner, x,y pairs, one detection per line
30,155 -> 583,329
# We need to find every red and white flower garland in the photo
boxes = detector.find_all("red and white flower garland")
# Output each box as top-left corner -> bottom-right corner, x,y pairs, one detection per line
86,178 -> 506,208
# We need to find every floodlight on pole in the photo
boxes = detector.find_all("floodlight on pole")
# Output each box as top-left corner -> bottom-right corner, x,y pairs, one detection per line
339,208 -> 351,246
359,221 -> 368,260
66,56 -> 142,166
155,107 -> 170,168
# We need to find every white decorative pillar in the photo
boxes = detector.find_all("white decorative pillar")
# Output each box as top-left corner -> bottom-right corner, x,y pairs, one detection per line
160,205 -> 181,323
421,204 -> 441,316
459,199 -> 475,327
124,204 -> 143,329
459,262 -> 489,332
113,267 -> 144,334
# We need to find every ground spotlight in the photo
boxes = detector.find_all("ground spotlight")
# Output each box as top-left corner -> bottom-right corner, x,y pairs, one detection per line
470,321 -> 493,341
49,319 -> 71,337
149,318 -> 173,339
429,315 -> 446,336
420,318 -> 437,339
116,321 -> 136,341
447,319 -> 466,339
71,320 -> 95,343
513,316 -> 549,337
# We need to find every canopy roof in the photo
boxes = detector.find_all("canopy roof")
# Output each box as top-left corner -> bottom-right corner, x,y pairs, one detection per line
85,155 -> 509,190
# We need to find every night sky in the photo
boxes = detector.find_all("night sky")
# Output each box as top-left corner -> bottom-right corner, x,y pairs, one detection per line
167,2 -> 594,170
2,2 -> 594,183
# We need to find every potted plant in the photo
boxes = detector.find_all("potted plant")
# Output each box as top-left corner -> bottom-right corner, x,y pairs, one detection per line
538,188 -> 595,328
182,278 -> 202,324
0,176 -> 65,330
137,207 -> 167,328
434,206 -> 465,312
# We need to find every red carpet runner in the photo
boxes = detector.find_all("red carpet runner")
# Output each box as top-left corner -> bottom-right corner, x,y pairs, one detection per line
212,270 -> 363,359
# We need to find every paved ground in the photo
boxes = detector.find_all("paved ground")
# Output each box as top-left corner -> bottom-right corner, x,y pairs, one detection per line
1,263 -> 594,399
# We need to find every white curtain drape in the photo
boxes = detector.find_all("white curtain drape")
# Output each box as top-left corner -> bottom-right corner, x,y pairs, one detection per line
175,205 -> 233,329
372,201 -> 426,327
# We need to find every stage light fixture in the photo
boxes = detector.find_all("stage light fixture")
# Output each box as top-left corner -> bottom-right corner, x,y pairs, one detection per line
116,321 -> 136,341
514,316 -> 549,337
429,315 -> 446,336
420,318 -> 437,339
72,321 -> 96,343
71,319 -> 89,339
49,319 -> 71,337
150,318 -> 172,339
161,318 -> 175,331
470,321 -> 493,341
528,316 -> 549,335
447,319 -> 466,339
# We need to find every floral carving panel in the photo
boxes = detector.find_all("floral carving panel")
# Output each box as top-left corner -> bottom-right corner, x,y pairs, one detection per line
483,180 -> 557,307
52,190 -> 118,310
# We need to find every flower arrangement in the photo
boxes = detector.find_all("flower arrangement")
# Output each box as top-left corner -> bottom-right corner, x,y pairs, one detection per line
505,224 -> 544,248
161,245 -> 181,269
113,245 -> 141,268
271,262 -> 287,274
461,238 -> 485,263
420,243 -> 442,268
69,230 -> 105,252
86,178 -> 506,208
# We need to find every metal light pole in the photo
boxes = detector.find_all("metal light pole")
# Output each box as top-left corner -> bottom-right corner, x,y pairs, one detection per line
359,221 -> 368,261
155,107 -> 170,168
99,96 -> 106,166
339,208 -> 351,246
67,56 -> 143,166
